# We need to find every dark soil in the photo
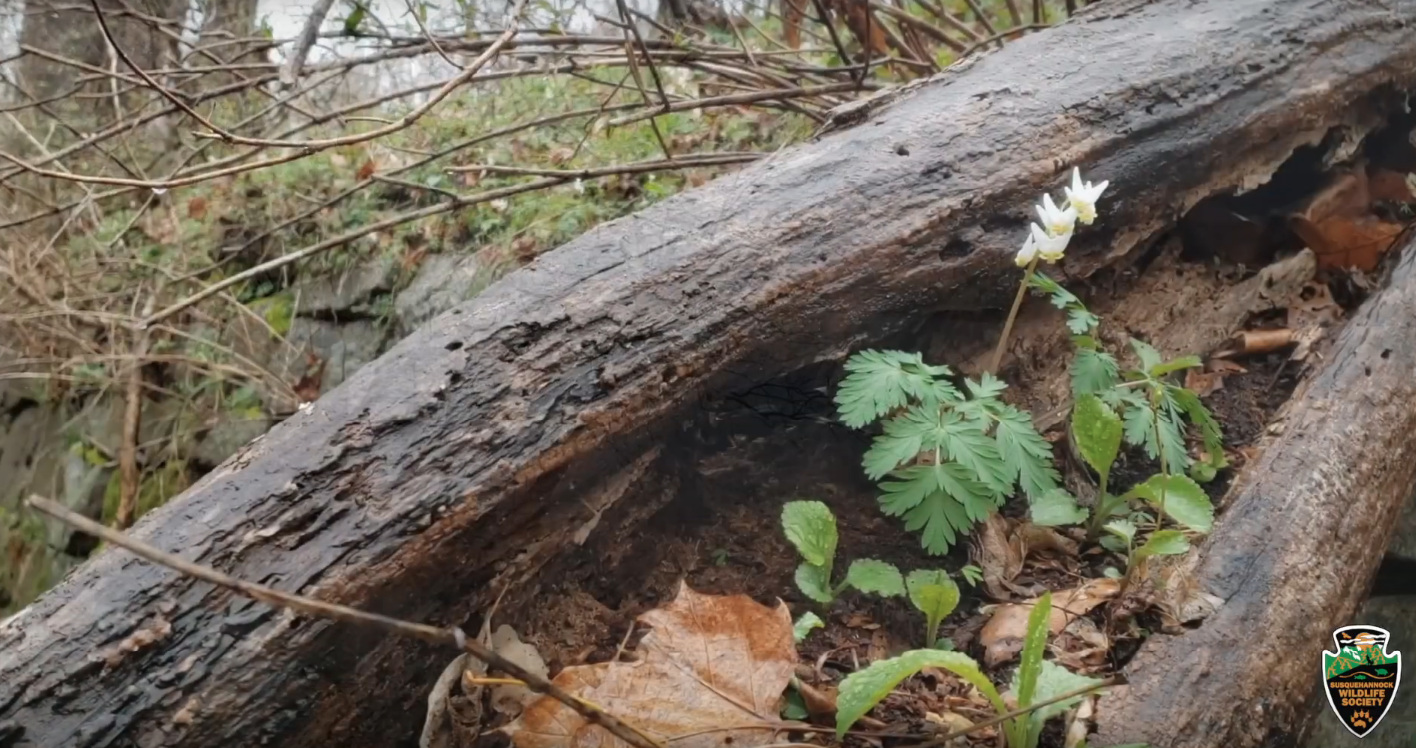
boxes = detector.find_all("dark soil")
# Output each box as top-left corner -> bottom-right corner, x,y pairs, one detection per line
494,254 -> 1339,748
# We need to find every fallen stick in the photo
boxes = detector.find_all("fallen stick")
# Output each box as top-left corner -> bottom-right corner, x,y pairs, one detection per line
22,495 -> 665,748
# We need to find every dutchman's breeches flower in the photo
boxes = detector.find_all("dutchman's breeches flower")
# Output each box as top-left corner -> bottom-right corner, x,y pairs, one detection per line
1064,167 -> 1109,226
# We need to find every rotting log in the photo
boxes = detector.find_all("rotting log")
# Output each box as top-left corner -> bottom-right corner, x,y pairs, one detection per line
5,1 -> 1416,746
1092,236 -> 1416,746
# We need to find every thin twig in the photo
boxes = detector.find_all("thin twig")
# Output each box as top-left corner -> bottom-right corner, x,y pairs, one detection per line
116,294 -> 155,530
24,494 -> 666,748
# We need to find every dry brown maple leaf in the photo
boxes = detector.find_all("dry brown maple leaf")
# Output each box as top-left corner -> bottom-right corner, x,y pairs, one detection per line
501,582 -> 796,748
978,579 -> 1121,667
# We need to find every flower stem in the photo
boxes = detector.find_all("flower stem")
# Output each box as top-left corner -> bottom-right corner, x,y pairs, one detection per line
989,257 -> 1039,374
1154,405 -> 1169,531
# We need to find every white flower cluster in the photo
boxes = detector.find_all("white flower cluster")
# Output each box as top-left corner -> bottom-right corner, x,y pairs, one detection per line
1015,168 -> 1109,267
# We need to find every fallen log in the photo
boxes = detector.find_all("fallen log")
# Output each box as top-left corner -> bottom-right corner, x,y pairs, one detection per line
1092,241 -> 1416,746
5,1 -> 1416,746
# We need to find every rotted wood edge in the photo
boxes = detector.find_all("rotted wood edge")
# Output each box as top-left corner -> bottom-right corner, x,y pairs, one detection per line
5,1 -> 1416,746
1093,234 -> 1416,748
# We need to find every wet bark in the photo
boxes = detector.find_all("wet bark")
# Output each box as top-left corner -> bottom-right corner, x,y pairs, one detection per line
1093,233 -> 1416,748
5,0 -> 1416,746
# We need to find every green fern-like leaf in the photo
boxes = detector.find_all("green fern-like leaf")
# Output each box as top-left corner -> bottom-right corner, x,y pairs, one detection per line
942,420 -> 1011,497
1168,384 -> 1224,461
863,406 -> 949,480
835,350 -> 955,429
993,404 -> 1060,500
1066,308 -> 1100,335
880,463 -> 997,554
1129,338 -> 1164,373
1071,348 -> 1119,396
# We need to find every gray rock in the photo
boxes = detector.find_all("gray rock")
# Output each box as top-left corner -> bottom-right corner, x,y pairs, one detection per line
293,257 -> 397,316
393,254 -> 487,337
279,318 -> 388,395
194,415 -> 272,468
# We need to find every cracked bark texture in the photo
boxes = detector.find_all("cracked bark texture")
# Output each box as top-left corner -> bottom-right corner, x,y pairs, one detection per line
1094,233 -> 1416,747
5,0 -> 1416,746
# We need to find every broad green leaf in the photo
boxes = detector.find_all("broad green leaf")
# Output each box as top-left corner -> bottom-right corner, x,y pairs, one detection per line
1129,338 -> 1163,373
1071,394 -> 1123,480
1134,529 -> 1190,559
1103,518 -> 1137,544
836,650 -> 1005,736
1126,474 -> 1214,534
1014,591 -> 1053,709
782,501 -> 838,567
1103,566 -> 1123,579
844,559 -> 906,597
1030,488 -> 1088,527
794,611 -> 825,642
782,688 -> 809,720
1152,355 -> 1203,377
795,563 -> 834,603
1030,660 -> 1104,724
994,405 -> 1060,499
1071,348 -> 1119,396
906,569 -> 960,641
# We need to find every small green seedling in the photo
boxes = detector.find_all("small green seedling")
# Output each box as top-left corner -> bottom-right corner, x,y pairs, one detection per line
793,611 -> 825,643
835,352 -> 1060,555
1101,520 -> 1190,580
905,569 -> 960,647
834,591 -> 1104,748
782,501 -> 905,603
959,563 -> 984,587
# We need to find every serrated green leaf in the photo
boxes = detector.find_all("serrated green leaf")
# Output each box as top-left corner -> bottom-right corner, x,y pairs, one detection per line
795,563 -> 834,603
1067,308 -> 1100,335
1130,339 -> 1163,373
1104,518 -> 1136,544
994,405 -> 1060,499
1071,394 -> 1122,480
836,650 -> 1005,736
1122,398 -> 1154,455
836,350 -> 945,429
1125,474 -> 1214,534
1014,590 -> 1052,709
942,419 -> 1011,496
907,569 -> 960,642
1152,355 -> 1203,377
782,501 -> 838,567
1168,384 -> 1224,461
965,373 -> 1008,402
1030,660 -> 1104,724
883,460 -> 1002,554
1031,488 -> 1088,527
1155,392 -> 1191,471
960,564 -> 984,587
1071,348 -> 1119,396
863,406 -> 949,480
845,559 -> 906,597
794,611 -> 826,642
1135,529 -> 1190,559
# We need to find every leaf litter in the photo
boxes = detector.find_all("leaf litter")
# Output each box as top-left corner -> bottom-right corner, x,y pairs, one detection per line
421,142 -> 1416,747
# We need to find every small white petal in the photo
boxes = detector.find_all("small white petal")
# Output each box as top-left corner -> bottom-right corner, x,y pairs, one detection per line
152,187 -> 167,195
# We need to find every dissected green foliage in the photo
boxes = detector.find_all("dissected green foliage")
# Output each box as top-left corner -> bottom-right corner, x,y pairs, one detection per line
837,354 -> 1058,554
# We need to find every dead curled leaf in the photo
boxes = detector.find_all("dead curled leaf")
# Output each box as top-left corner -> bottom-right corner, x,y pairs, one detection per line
978,579 -> 1122,667
502,583 -> 796,748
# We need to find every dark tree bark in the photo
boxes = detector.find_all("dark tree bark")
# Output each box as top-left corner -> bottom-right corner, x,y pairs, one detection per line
4,1 -> 1416,747
1092,239 -> 1416,747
